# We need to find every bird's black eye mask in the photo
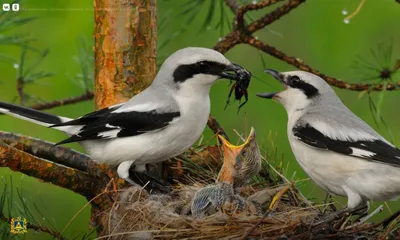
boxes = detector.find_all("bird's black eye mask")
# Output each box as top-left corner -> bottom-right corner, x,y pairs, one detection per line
286,75 -> 319,98
173,61 -> 228,83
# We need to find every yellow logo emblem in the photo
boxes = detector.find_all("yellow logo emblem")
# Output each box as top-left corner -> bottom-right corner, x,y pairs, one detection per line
10,216 -> 27,234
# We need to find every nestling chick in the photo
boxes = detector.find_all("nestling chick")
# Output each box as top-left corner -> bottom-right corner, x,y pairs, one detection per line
191,127 -> 261,217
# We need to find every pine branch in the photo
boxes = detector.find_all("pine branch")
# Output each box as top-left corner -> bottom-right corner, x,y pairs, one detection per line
246,0 -> 306,34
217,0 -> 399,92
242,35 -> 400,91
223,0 -> 240,13
29,91 -> 94,111
0,131 -> 94,173
0,139 -> 112,201
0,213 -> 67,240
236,0 -> 284,30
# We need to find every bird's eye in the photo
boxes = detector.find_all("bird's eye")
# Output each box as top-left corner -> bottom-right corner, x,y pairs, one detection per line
241,150 -> 246,157
289,75 -> 301,87
198,61 -> 208,67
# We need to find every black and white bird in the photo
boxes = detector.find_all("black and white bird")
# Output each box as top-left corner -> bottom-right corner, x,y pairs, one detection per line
257,69 -> 400,217
0,47 -> 251,185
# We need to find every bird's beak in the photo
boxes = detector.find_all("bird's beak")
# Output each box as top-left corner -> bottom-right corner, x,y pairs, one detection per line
219,62 -> 251,81
217,127 -> 257,183
256,69 -> 284,99
217,127 -> 257,154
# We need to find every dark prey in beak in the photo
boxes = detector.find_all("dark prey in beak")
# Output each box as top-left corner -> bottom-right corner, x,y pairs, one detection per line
220,63 -> 249,81
256,69 -> 282,99
223,63 -> 252,113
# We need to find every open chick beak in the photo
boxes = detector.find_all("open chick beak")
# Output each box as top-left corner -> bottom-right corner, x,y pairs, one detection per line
256,69 -> 284,99
217,127 -> 256,157
217,127 -> 257,183
219,63 -> 251,81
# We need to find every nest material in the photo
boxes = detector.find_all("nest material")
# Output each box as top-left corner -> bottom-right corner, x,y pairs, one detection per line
98,144 -> 396,240
99,183 -> 384,240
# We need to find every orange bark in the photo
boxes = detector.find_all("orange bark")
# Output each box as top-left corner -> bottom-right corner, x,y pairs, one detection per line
94,0 -> 157,109
0,140 -> 110,201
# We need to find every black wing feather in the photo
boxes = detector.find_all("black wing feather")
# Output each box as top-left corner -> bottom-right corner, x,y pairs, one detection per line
293,124 -> 400,166
53,106 -> 180,145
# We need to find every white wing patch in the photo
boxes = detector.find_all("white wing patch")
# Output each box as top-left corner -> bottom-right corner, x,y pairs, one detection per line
350,148 -> 376,158
98,129 -> 121,138
311,120 -> 377,142
0,107 -> 10,113
112,103 -> 157,113
105,123 -> 120,129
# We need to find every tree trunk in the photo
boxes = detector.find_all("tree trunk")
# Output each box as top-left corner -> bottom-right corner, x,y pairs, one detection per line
94,0 -> 157,110
93,0 -> 157,236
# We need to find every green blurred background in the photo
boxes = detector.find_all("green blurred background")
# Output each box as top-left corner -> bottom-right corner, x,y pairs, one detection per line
0,0 -> 399,238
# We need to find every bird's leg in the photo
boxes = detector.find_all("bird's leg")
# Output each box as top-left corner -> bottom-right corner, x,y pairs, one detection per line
322,193 -> 332,216
129,163 -> 171,193
232,194 -> 246,211
117,161 -> 142,188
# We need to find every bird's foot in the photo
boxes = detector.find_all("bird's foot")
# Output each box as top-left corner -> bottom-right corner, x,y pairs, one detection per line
131,171 -> 171,194
313,204 -> 368,227
124,177 -> 145,189
232,195 -> 247,211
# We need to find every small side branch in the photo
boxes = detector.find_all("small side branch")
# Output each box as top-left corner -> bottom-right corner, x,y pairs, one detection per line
16,77 -> 25,106
236,0 -> 284,30
29,91 -> 94,111
224,0 -> 240,13
246,0 -> 306,34
243,35 -> 400,91
207,115 -> 230,141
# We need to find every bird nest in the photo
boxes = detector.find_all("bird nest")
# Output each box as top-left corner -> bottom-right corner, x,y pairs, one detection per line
98,145 -> 399,239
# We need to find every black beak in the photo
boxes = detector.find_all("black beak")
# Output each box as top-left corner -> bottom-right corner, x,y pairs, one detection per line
256,69 -> 283,99
220,63 -> 251,81
256,92 -> 277,99
264,69 -> 284,82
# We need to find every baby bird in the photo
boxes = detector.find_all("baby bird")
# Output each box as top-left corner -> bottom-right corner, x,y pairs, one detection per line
191,127 -> 261,217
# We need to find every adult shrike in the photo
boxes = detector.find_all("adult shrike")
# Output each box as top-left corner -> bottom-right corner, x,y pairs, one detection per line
0,47 -> 251,186
257,69 -> 400,219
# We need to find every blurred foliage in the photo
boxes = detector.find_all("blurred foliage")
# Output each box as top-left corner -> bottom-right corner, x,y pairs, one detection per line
0,0 -> 400,239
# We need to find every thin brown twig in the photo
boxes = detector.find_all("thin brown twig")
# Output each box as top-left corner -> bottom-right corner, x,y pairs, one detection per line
223,0 -> 240,13
236,0 -> 284,30
16,77 -> 25,106
246,0 -> 306,34
0,212 -> 67,240
207,115 -> 230,141
242,35 -> 400,91
29,91 -> 94,110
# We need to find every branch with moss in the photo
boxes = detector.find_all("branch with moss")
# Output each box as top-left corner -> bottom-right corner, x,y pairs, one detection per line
0,141 -> 106,199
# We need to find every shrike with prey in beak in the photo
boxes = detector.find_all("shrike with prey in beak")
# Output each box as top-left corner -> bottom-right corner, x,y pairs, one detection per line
0,47 -> 251,186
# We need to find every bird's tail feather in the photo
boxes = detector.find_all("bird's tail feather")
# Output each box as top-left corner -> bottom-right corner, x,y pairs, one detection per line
0,101 -> 75,133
